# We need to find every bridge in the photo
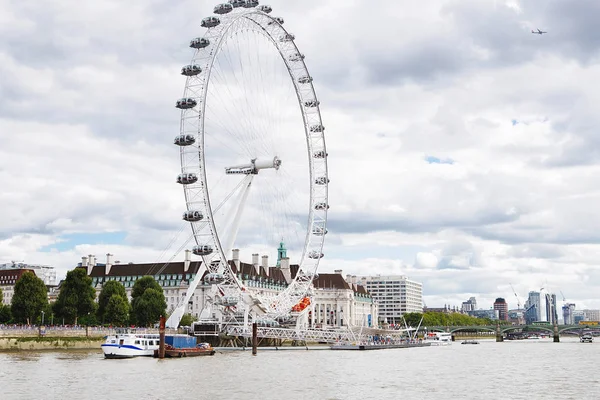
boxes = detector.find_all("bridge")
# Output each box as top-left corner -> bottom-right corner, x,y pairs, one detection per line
422,324 -> 587,334
419,324 -> 597,342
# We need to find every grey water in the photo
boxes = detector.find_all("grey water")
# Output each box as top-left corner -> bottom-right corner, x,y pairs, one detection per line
1,338 -> 598,399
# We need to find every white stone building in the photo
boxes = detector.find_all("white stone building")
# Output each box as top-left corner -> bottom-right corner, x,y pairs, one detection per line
360,275 -> 423,325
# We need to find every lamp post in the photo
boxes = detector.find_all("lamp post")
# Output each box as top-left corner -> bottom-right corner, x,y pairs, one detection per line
41,311 -> 45,326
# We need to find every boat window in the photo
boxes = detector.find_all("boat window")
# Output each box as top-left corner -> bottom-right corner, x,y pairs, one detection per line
135,340 -> 140,344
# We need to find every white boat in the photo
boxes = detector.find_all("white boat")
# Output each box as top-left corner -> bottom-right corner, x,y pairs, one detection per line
101,328 -> 161,359
580,334 -> 593,343
425,332 -> 452,346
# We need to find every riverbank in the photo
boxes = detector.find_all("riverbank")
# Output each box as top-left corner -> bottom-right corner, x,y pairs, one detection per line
0,336 -> 104,351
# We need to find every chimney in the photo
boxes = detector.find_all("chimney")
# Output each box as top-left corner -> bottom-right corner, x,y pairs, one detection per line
232,249 -> 240,272
280,257 -> 291,284
334,269 -> 342,276
82,256 -> 91,275
252,253 -> 259,274
184,249 -> 191,272
352,275 -> 357,284
87,254 -> 95,275
105,253 -> 113,275
346,274 -> 352,284
261,255 -> 269,277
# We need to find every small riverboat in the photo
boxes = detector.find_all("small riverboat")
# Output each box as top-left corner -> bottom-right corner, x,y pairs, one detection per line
461,340 -> 479,345
580,334 -> 593,343
101,328 -> 160,359
425,332 -> 452,346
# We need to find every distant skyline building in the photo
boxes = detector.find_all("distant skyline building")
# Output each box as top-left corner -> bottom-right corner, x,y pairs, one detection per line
582,309 -> 600,321
493,298 -> 509,321
562,303 -> 576,325
361,275 -> 423,324
524,290 -> 558,324
461,297 -> 477,313
469,309 -> 499,320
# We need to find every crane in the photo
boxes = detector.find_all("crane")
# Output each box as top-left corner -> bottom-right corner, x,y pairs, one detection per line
510,283 -> 521,310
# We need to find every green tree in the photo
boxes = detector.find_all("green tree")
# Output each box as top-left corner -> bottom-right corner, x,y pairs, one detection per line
53,268 -> 96,325
0,304 -> 11,324
97,281 -> 128,324
131,277 -> 166,327
179,313 -> 197,327
11,271 -> 49,324
105,294 -> 130,326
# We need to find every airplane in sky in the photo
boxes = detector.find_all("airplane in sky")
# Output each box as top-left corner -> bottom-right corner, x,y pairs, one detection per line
531,28 -> 547,35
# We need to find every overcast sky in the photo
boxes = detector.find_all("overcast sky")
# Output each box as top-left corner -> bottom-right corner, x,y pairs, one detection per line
2,0 -> 600,311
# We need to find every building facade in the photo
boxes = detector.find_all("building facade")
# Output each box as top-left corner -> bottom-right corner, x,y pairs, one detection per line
524,291 -> 558,324
78,248 -> 378,328
360,275 -> 423,324
461,297 -> 477,313
562,303 -> 576,325
582,309 -> 600,322
0,269 -> 36,306
468,309 -> 499,320
0,262 -> 57,286
493,298 -> 509,321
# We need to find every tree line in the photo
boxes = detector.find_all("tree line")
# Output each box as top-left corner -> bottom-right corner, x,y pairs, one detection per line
402,312 -> 507,327
0,269 -> 193,327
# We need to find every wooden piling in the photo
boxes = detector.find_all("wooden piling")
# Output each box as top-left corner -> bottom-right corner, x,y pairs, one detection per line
159,315 -> 166,359
252,322 -> 258,356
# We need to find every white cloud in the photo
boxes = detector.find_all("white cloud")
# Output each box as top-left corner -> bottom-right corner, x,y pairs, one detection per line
1,0 -> 600,311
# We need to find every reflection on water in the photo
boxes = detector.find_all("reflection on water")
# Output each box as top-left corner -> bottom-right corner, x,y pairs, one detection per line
0,339 -> 598,400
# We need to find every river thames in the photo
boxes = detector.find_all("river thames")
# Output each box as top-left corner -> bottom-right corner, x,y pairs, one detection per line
1,338 -> 598,399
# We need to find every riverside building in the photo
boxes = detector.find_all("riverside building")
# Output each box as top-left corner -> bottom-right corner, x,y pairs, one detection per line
0,268 -> 36,305
0,262 -> 57,286
359,275 -> 423,325
77,244 -> 377,328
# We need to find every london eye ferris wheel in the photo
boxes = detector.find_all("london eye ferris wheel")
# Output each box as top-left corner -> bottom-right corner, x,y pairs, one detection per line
170,0 -> 328,326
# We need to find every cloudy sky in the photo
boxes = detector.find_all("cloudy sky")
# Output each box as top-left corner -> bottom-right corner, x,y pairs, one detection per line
2,0 -> 600,311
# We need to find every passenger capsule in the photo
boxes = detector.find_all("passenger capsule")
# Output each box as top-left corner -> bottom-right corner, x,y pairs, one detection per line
313,150 -> 327,158
314,202 -> 329,210
314,177 -> 329,185
304,100 -> 320,108
310,124 -> 325,133
229,0 -> 246,8
257,5 -> 272,13
182,210 -> 203,222
181,64 -> 202,76
268,17 -> 283,25
288,53 -> 305,62
279,33 -> 295,42
176,98 -> 197,109
201,16 -> 221,28
312,227 -> 328,236
214,3 -> 233,14
193,245 -> 214,256
174,134 -> 196,146
204,273 -> 225,284
222,296 -> 239,307
308,251 -> 324,259
177,173 -> 198,185
244,0 -> 259,7
298,76 -> 313,84
190,37 -> 210,49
